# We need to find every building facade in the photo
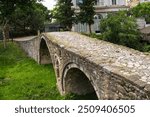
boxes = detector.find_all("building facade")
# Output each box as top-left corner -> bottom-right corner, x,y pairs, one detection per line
72,0 -> 129,33
72,0 -> 150,33
127,0 -> 150,7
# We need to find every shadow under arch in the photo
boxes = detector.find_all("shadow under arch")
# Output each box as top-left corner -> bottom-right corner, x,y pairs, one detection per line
39,38 -> 52,64
62,63 -> 98,100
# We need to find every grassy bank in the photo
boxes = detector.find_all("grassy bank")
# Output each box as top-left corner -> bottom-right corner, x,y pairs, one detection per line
0,42 -> 97,100
0,42 -> 63,100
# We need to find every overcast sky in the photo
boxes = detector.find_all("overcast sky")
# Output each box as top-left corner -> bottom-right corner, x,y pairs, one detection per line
41,0 -> 56,10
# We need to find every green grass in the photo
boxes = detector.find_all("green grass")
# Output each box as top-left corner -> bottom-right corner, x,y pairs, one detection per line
0,42 -> 97,100
0,42 -> 63,100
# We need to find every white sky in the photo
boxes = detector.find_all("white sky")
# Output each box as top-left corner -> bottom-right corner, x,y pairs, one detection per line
41,0 -> 56,10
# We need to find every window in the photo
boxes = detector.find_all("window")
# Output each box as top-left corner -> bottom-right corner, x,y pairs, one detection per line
99,0 -> 104,6
76,0 -> 83,5
95,0 -> 99,5
98,14 -> 103,19
112,0 -> 116,5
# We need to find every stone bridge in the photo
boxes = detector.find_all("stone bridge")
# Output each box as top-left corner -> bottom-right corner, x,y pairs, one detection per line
15,32 -> 150,100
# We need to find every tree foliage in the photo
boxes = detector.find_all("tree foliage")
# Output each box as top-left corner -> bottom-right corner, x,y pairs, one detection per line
100,11 -> 141,49
10,2 -> 50,37
78,0 -> 96,34
0,0 -> 49,48
52,0 -> 75,31
0,0 -> 43,46
131,2 -> 150,23
0,0 -> 31,47
0,0 -> 40,28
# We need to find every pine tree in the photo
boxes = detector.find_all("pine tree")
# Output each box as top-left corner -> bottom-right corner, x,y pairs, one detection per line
53,0 -> 75,31
78,0 -> 96,34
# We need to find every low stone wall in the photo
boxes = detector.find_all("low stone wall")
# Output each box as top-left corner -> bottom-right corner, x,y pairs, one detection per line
15,36 -> 39,62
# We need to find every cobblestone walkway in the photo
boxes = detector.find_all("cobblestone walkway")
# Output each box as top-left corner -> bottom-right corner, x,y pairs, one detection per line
14,36 -> 37,41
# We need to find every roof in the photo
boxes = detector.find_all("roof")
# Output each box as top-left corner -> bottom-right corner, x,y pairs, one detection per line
140,26 -> 150,34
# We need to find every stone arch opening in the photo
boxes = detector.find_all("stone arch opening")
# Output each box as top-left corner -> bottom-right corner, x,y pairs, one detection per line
39,39 -> 52,64
63,68 -> 98,100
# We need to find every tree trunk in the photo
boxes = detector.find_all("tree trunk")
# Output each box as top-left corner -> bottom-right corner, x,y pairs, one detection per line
5,24 -> 10,41
88,23 -> 92,34
2,20 -> 9,48
37,30 -> 40,36
2,29 -> 6,48
67,25 -> 72,31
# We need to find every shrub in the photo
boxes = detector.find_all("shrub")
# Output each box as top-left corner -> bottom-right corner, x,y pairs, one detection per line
100,11 -> 141,49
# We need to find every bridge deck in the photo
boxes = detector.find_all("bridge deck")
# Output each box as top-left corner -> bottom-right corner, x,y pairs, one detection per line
14,36 -> 37,41
45,32 -> 150,86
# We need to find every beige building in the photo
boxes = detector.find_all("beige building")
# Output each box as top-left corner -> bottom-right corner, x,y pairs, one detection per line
72,0 -> 129,33
72,0 -> 150,33
140,26 -> 150,42
127,0 -> 140,7
127,0 -> 150,7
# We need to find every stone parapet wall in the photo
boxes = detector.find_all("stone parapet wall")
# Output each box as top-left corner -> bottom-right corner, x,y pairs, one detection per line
15,36 -> 39,62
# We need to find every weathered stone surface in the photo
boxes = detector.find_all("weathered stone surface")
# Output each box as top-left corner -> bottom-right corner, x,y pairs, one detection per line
144,84 -> 150,92
134,80 -> 147,88
15,32 -> 150,99
128,92 -> 137,99
117,85 -> 127,94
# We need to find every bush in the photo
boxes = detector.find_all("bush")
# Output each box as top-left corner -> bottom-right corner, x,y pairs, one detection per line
81,32 -> 103,40
100,11 -> 141,49
12,30 -> 37,38
131,2 -> 150,24
89,33 -> 103,39
142,43 -> 150,52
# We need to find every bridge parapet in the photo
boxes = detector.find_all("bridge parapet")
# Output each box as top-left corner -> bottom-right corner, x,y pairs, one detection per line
15,32 -> 150,99
15,36 -> 39,62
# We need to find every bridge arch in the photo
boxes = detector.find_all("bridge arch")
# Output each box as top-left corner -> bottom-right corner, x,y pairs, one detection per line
39,37 -> 52,64
62,63 -> 99,99
54,54 -> 61,78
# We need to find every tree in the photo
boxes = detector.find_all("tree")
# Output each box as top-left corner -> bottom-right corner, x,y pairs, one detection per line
0,0 -> 42,48
131,2 -> 150,23
0,0 -> 16,48
100,11 -> 141,49
52,0 -> 75,31
10,2 -> 50,37
78,0 -> 96,34
29,3 -> 50,32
